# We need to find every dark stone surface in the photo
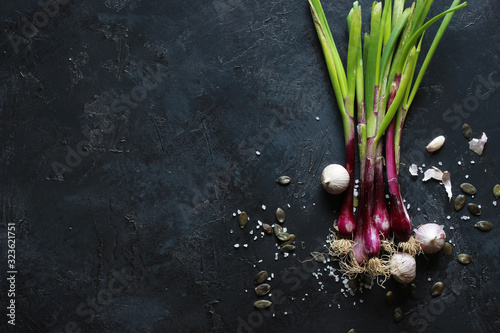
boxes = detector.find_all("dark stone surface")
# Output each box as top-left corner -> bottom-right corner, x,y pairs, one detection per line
0,0 -> 499,332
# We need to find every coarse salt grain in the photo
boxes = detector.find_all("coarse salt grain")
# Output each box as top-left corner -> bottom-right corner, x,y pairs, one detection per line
243,244 -> 248,248
262,205 -> 266,210
256,151 -> 261,156
234,244 -> 240,248
316,116 -> 320,121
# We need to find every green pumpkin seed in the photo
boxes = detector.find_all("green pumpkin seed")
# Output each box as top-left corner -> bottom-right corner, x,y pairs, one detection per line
462,123 -> 473,140
275,207 -> 285,223
276,232 -> 291,242
262,223 -> 273,234
310,251 -> 326,263
273,224 -> 283,235
467,203 -> 481,216
280,244 -> 295,253
460,183 -> 477,195
442,242 -> 452,258
254,300 -> 272,309
348,278 -> 358,293
238,212 -> 248,229
431,282 -> 444,296
493,184 -> 500,198
255,283 -> 271,296
385,291 -> 394,305
457,254 -> 472,265
281,234 -> 296,245
410,283 -> 417,300
348,330 -> 355,333
394,307 -> 403,323
254,271 -> 268,285
474,221 -> 493,232
276,176 -> 291,185
454,195 -> 466,211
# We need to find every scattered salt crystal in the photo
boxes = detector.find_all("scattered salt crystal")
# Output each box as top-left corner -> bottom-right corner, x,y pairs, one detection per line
458,161 -> 462,165
245,289 -> 248,292
493,201 -> 497,207
237,209 -> 241,214
284,252 -> 289,258
258,220 -> 263,225
275,253 -> 278,260
446,216 -> 451,220
284,312 -> 288,315
256,225 -> 260,229
249,230 -> 254,235
283,227 -> 288,232
450,226 -> 454,230
271,273 -> 274,278
470,160 -> 475,164
385,194 -> 389,199
253,236 -> 257,241
407,203 -> 411,209
315,116 -> 320,121
261,232 -> 265,236
258,259 -> 263,263
287,204 -> 291,208
234,244 -> 240,248
478,205 -> 481,209
465,175 -> 469,179
243,244 -> 248,248
428,277 -> 432,281
233,212 -> 236,217
256,151 -> 261,156
262,205 -> 266,210
417,208 -> 421,211
438,161 -> 443,166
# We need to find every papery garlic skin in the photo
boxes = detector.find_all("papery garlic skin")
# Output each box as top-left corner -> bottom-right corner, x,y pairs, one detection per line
414,223 -> 446,254
321,164 -> 350,195
426,135 -> 445,152
390,252 -> 416,284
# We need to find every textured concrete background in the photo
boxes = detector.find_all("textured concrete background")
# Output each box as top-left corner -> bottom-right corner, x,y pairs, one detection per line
0,0 -> 499,332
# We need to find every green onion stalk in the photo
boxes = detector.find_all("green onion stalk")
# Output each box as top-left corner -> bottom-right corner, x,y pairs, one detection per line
309,0 -> 362,238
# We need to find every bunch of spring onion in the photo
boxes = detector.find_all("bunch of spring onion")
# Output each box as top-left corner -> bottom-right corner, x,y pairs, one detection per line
309,0 -> 466,277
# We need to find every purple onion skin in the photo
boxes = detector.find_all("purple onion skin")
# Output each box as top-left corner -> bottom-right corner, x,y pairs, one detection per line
386,116 -> 413,241
389,190 -> 412,241
373,144 -> 390,238
337,125 -> 356,238
360,138 -> 381,257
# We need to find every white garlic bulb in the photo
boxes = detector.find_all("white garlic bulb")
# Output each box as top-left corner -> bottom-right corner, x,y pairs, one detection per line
390,252 -> 416,284
414,223 -> 446,254
321,164 -> 350,195
426,135 -> 445,152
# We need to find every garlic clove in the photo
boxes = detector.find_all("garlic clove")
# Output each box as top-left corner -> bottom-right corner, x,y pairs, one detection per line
390,252 -> 416,284
426,135 -> 445,152
414,223 -> 446,254
321,164 -> 350,195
